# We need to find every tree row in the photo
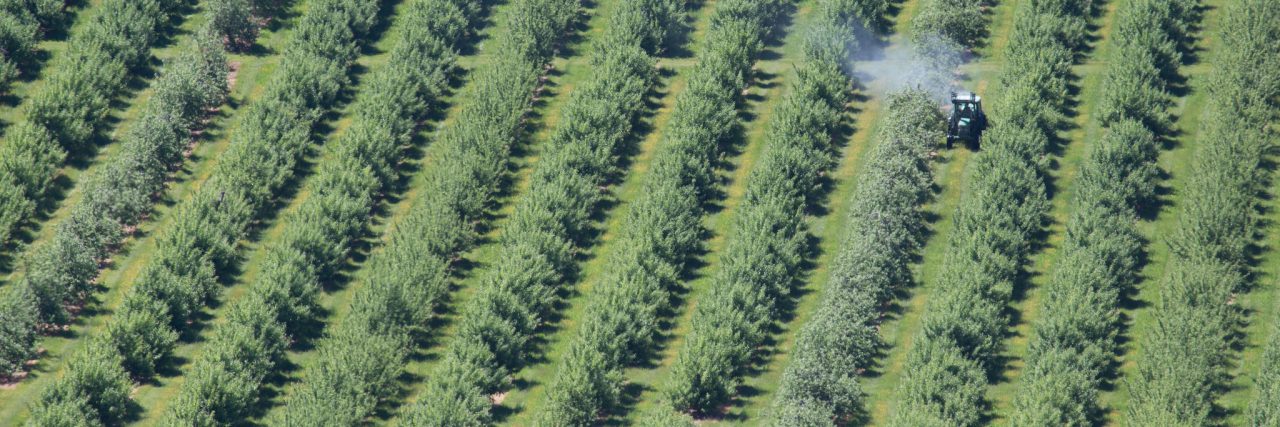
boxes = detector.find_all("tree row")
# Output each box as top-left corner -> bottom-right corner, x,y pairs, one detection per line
1009,0 -> 1199,424
1128,0 -> 1280,423
655,0 -> 885,419
0,0 -> 181,258
158,0 -> 486,424
889,0 -> 1094,425
172,0 -> 581,423
768,87 -> 942,425
23,0 -> 386,424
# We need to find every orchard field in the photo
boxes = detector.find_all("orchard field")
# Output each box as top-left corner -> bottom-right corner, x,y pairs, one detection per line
0,0 -> 1276,425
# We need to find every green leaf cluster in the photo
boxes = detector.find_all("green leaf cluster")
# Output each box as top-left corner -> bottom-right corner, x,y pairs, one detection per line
0,0 -> 63,91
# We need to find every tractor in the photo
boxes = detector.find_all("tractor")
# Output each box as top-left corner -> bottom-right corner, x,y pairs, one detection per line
946,91 -> 986,149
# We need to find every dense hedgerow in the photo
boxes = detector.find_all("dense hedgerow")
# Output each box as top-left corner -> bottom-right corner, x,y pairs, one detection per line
26,0 -> 385,423
1130,0 -> 1280,424
159,0 -> 486,424
1095,0 -> 1197,132
27,340 -> 133,426
888,1 -> 1094,425
0,279 -> 38,377
768,89 -> 942,426
656,0 -> 888,416
0,21 -> 229,380
1008,0 -> 1198,424
0,0 -> 180,255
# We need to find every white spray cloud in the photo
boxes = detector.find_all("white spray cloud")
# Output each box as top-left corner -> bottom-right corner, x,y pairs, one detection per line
851,32 -> 968,103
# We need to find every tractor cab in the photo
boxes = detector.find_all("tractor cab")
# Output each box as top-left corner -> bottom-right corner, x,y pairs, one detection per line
947,91 -> 986,149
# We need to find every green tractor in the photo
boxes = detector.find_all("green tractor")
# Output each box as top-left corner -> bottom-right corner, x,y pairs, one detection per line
946,91 -> 986,149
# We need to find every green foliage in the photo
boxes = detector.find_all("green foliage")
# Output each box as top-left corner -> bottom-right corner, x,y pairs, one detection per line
0,0 -> 64,92
634,0 -> 854,416
890,1 -> 1092,425
768,89 -> 942,425
29,340 -> 132,426
1,0 -> 62,27
163,0 -> 491,423
23,224 -> 96,324
1249,324 -> 1280,426
1131,0 -> 1280,423
910,0 -> 986,49
103,297 -> 177,379
159,294 -> 285,426
0,283 -> 38,377
356,0 -> 689,424
892,341 -> 986,427
207,0 -> 261,51
489,0 -> 804,423
1097,0 -> 1192,131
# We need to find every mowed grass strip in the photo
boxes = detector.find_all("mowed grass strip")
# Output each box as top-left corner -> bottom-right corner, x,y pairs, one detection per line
0,2 -> 305,422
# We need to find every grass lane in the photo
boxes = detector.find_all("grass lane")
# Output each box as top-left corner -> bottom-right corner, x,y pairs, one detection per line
0,2 -> 304,422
